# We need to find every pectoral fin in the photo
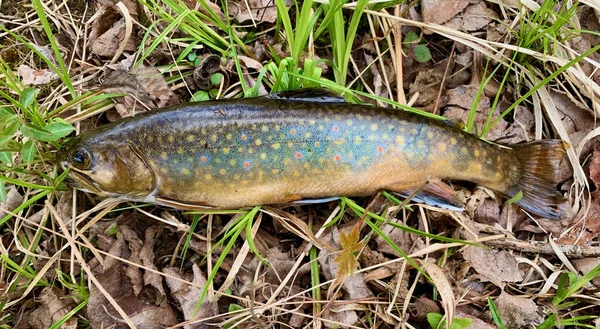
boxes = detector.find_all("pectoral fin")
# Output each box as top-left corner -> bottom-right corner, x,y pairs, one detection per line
155,196 -> 214,210
290,197 -> 341,205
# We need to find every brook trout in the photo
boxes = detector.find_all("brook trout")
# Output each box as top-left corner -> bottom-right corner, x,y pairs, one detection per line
59,89 -> 567,219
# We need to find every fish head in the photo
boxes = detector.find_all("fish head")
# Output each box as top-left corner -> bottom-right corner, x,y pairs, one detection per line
58,136 -> 156,198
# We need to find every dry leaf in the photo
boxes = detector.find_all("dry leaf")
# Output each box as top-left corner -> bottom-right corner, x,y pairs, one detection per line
102,63 -> 176,119
18,64 -> 59,85
590,149 -> 600,188
462,246 -> 523,288
232,0 -> 281,24
573,257 -> 600,286
87,229 -> 177,328
495,291 -> 543,328
91,18 -> 137,57
421,0 -> 470,25
237,55 -> 264,71
163,264 -> 218,329
318,226 -> 374,300
557,199 -> 600,245
461,2 -> 497,31
418,259 -> 455,329
333,222 -> 363,289
322,308 -> 359,328
455,309 -> 497,329
28,287 -> 77,329
0,187 -> 23,218
443,85 -> 530,143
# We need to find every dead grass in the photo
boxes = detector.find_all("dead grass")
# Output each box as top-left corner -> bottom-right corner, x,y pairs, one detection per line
2,0 -> 600,328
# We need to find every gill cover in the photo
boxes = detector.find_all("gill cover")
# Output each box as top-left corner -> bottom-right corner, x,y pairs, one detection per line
64,142 -> 156,197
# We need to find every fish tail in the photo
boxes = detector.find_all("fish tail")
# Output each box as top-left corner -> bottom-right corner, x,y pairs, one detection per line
505,140 -> 569,220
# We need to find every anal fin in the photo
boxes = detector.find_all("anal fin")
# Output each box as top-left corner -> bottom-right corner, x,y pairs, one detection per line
391,179 -> 464,211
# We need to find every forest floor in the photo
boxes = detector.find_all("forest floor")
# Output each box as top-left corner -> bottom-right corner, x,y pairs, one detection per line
1,0 -> 600,328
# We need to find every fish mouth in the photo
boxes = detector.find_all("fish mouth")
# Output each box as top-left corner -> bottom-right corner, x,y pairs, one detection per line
60,163 -> 104,195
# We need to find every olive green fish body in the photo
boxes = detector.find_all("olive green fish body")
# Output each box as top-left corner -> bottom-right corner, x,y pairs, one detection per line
60,91 -> 567,219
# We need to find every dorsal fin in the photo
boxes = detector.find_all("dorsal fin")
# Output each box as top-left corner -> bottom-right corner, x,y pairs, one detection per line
266,88 -> 347,103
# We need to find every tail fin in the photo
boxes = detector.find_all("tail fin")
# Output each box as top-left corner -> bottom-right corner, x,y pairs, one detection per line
506,140 -> 569,220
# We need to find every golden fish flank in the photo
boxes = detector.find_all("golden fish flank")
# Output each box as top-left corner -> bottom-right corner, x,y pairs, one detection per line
59,89 -> 568,219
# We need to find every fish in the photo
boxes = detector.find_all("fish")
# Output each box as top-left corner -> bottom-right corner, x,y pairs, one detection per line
58,89 -> 568,219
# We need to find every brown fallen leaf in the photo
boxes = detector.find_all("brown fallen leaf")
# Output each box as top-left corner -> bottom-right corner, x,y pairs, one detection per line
0,187 -> 23,218
461,2 -> 498,31
455,309 -> 497,329
28,287 -> 77,329
322,308 -> 359,329
573,257 -> 600,286
18,64 -> 59,85
231,0 -> 281,24
101,62 -> 177,119
91,18 -> 137,57
462,246 -> 523,288
318,226 -> 374,300
87,231 -> 178,328
421,0 -> 470,25
163,264 -> 218,329
590,149 -> 600,188
443,85 -> 531,143
557,199 -> 600,245
495,291 -> 543,328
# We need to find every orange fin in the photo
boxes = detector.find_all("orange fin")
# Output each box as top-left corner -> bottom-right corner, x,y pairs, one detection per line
506,140 -> 569,220
393,179 -> 464,211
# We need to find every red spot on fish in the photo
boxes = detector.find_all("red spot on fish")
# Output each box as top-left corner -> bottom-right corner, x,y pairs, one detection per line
295,152 -> 303,159
244,161 -> 251,168
290,129 -> 297,135
241,134 -> 247,141
332,125 -> 339,132
315,141 -> 321,147
377,145 -> 384,153
334,154 -> 341,161
201,156 -> 207,162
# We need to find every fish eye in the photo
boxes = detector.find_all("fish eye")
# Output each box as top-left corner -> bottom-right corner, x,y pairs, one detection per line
71,147 -> 92,169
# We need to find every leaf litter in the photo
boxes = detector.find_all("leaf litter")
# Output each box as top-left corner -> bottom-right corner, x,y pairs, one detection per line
2,0 -> 600,328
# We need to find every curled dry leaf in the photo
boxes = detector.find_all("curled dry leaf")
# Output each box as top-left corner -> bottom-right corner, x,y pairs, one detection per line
28,287 -> 77,329
18,64 -> 59,85
102,63 -> 176,119
418,259 -> 455,329
495,291 -> 544,328
163,264 -> 218,329
193,54 -> 222,90
462,246 -> 523,288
